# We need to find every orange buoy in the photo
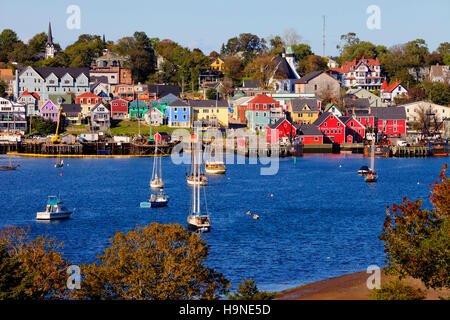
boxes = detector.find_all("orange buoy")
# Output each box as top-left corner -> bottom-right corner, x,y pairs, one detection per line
60,173 -> 63,177
246,211 -> 251,215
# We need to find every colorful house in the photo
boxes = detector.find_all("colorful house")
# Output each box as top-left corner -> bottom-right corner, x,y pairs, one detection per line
61,104 -> 82,125
167,100 -> 190,128
339,116 -> 366,143
296,124 -> 324,144
91,103 -> 110,129
380,80 -> 408,105
128,99 -> 149,119
110,99 -> 129,120
287,98 -> 321,125
190,99 -> 229,128
39,100 -> 60,122
353,109 -> 376,131
371,107 -> 407,137
75,92 -> 102,118
17,90 -> 40,117
266,118 -> 297,144
313,112 -> 346,144
245,94 -> 280,132
210,57 -> 224,72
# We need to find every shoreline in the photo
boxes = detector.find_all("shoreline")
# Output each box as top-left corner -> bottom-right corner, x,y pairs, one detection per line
5,152 -> 170,158
275,271 -> 449,300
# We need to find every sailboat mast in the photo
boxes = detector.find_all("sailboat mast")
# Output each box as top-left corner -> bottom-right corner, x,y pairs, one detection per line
197,137 -> 200,214
371,134 -> 375,170
192,135 -> 197,214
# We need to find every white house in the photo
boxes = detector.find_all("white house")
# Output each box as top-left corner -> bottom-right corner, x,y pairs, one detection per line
380,80 -> 408,105
402,101 -> 450,124
0,97 -> 27,133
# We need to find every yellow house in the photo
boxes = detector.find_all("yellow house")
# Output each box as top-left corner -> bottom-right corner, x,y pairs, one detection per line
288,98 -> 320,125
210,57 -> 224,72
190,100 -> 229,128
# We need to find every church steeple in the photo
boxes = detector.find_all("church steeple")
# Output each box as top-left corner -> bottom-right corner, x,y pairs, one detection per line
45,22 -> 55,59
47,22 -> 53,46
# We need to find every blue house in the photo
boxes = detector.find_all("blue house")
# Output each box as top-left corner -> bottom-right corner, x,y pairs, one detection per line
166,100 -> 190,128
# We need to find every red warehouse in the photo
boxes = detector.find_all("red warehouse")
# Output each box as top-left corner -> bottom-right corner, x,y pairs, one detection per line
313,112 -> 346,144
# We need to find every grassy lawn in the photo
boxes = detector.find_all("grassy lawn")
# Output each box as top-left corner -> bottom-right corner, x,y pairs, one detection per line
62,120 -> 191,137
106,120 -> 191,137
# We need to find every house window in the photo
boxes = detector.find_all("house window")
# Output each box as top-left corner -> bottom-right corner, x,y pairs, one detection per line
314,84 -> 317,91
183,115 -> 187,120
174,115 -> 178,120
314,137 -> 318,141
324,123 -> 327,127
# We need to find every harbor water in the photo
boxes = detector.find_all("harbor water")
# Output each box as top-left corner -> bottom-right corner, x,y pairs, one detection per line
0,154 -> 447,292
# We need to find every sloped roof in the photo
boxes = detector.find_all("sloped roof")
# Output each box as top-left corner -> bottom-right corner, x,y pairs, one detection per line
248,94 -> 278,104
295,71 -> 323,84
382,81 -> 404,93
242,79 -> 260,88
268,118 -> 289,129
272,56 -> 298,80
343,96 -> 370,109
20,66 -> 89,80
371,107 -> 406,120
168,100 -> 189,107
330,56 -> 380,74
147,84 -> 181,98
61,104 -> 82,117
290,98 -> 319,112
188,99 -> 229,108
297,124 -> 323,136
313,112 -> 332,126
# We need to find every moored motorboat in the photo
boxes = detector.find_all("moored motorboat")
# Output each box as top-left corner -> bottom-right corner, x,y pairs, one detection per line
365,171 -> 378,183
36,196 -> 73,220
140,191 -> 169,208
358,165 -> 370,175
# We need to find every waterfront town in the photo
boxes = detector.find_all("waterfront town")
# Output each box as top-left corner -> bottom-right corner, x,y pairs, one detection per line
0,22 -> 449,158
0,1 -> 449,308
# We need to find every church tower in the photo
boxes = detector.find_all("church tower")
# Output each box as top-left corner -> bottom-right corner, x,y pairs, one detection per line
45,22 -> 55,59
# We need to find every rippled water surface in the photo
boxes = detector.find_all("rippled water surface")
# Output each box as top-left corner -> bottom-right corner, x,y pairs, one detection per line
0,154 -> 447,292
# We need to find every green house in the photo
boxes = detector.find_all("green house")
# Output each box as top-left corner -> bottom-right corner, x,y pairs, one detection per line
129,99 -> 148,119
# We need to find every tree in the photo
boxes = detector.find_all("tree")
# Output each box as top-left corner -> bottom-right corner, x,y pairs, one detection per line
298,55 -> 328,74
291,44 -> 313,64
227,279 -> 275,300
64,34 -> 105,67
283,28 -> 302,47
31,117 -> 63,136
69,223 -> 230,300
266,35 -> 285,56
436,42 -> 450,56
114,32 -> 157,83
244,56 -> 278,89
223,57 -> 244,86
0,29 -> 19,61
27,32 -> 48,57
0,80 -> 8,98
369,278 -> 426,300
379,165 -> 450,289
206,88 -> 217,100
0,226 -> 69,299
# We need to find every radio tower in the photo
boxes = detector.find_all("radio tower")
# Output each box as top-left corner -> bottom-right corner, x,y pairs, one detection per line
322,15 -> 326,57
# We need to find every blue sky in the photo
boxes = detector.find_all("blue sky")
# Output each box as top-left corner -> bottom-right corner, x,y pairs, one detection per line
1,0 -> 449,56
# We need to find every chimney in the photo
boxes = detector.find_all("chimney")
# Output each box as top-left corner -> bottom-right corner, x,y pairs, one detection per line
368,106 -> 372,115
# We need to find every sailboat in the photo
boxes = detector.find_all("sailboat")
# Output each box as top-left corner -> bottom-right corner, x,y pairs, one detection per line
205,139 -> 226,175
187,131 -> 211,232
365,134 -> 378,183
186,134 -> 208,186
150,139 -> 164,189
0,154 -> 20,171
54,150 -> 64,168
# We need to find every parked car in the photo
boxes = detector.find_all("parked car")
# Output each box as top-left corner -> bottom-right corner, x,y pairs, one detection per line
397,140 -> 410,147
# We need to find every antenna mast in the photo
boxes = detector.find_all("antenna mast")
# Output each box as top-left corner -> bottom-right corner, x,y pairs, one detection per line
322,15 -> 326,57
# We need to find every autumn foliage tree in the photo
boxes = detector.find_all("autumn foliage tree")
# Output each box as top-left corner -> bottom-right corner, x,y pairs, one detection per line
69,223 -> 230,300
0,226 -> 69,299
380,165 -> 450,289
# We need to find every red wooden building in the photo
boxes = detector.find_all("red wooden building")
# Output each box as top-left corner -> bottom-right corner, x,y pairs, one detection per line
371,107 -> 407,137
296,124 -> 323,144
339,116 -> 366,143
313,112 -> 346,144
110,98 -> 129,120
75,92 -> 102,105
266,118 -> 297,144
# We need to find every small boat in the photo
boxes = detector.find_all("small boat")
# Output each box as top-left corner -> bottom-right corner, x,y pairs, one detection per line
54,159 -> 64,168
187,127 -> 211,233
205,140 -> 226,174
365,135 -> 378,183
36,196 -> 73,220
358,165 -> 370,175
205,161 -> 226,174
186,136 -> 208,186
430,144 -> 449,157
365,171 -> 378,183
0,154 -> 20,171
140,191 -> 169,208
186,173 -> 208,186
150,139 -> 165,189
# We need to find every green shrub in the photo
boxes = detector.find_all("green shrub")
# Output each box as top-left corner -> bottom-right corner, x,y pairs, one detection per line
369,279 -> 426,300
